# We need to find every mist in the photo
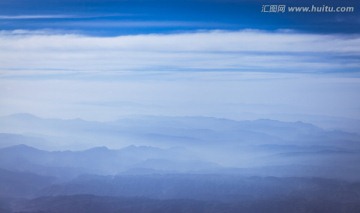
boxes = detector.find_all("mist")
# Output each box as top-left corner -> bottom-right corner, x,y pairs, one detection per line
1,113 -> 360,212
1,1 -> 360,211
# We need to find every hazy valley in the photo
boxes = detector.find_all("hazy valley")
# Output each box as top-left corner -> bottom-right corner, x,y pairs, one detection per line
0,114 -> 360,212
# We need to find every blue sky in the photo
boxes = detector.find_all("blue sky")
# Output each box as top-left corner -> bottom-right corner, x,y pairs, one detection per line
0,0 -> 359,35
0,0 -> 359,131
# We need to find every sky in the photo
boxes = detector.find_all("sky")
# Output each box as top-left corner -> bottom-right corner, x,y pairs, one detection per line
0,0 -> 360,131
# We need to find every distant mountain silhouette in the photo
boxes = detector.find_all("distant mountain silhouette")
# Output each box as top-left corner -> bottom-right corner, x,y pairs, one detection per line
1,114 -> 360,180
0,144 -> 218,179
0,168 -> 55,198
40,174 -> 360,201
1,113 -> 359,149
0,133 -> 48,149
0,113 -> 358,213
10,193 -> 360,213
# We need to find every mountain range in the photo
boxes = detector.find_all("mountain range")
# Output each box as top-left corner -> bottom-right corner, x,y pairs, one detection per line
1,113 -> 360,212
1,113 -> 360,180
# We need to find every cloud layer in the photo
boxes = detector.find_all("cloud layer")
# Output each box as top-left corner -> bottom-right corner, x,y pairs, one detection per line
0,30 -> 359,73
0,30 -> 359,130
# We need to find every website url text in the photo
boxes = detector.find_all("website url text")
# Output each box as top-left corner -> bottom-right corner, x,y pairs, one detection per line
261,5 -> 355,13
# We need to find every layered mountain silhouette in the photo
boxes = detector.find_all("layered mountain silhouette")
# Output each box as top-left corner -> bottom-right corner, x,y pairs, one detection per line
0,144 -> 219,179
1,114 -> 360,179
1,114 -> 360,212
1,113 -> 359,149
1,171 -> 360,213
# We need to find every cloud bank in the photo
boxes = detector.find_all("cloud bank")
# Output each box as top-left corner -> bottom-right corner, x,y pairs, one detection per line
0,30 -> 359,73
0,30 -> 359,129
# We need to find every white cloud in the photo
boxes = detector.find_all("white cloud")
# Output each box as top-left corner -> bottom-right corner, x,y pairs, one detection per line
1,71 -> 360,123
0,30 -> 359,127
0,30 -> 359,72
0,14 -> 133,20
53,20 -> 226,28
0,15 -> 78,19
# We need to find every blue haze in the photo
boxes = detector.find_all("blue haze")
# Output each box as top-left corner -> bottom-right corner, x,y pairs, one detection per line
0,0 -> 360,212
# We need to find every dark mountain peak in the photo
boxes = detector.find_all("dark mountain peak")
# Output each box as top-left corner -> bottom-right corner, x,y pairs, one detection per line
5,143 -> 33,149
251,119 -> 321,130
121,145 -> 161,152
253,118 -> 297,126
8,113 -> 40,120
0,144 -> 43,153
294,120 -> 320,127
84,146 -> 110,153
